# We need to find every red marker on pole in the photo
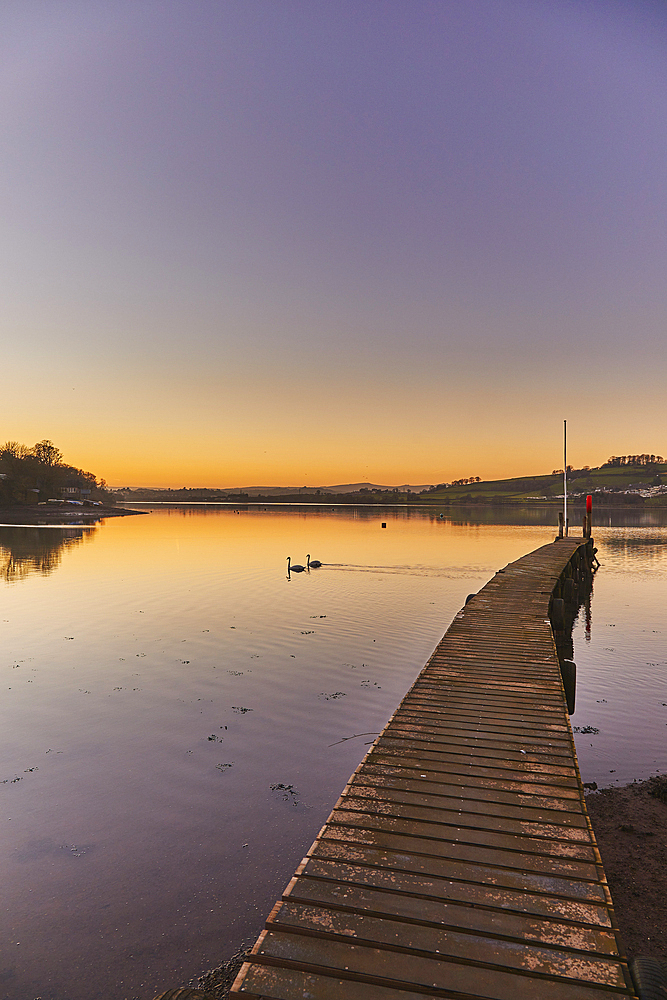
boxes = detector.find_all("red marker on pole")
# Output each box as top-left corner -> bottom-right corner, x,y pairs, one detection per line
586,495 -> 592,514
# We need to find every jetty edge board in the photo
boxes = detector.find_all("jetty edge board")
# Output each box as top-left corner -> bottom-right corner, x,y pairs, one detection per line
230,537 -> 638,1000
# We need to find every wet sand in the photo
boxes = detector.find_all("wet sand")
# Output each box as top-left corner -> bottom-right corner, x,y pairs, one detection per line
586,775 -> 667,962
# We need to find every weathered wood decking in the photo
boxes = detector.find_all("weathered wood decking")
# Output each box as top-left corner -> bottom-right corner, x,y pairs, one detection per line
231,538 -> 638,1000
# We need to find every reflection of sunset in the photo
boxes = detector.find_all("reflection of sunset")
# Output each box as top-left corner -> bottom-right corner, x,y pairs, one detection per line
5,507 -> 544,1000
78,507 -> 557,584
3,506 -> 667,1000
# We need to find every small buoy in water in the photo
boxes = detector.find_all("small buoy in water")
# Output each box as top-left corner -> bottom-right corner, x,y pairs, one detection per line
381,523 -> 386,528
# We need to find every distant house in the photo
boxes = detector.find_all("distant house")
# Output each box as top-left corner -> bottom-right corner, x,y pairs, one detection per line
60,480 -> 94,501
60,478 -> 86,497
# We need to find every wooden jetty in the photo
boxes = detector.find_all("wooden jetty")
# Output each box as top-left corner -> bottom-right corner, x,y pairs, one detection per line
230,537 -> 638,1000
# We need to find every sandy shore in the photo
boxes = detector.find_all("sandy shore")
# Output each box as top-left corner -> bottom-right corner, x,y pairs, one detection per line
0,503 -> 146,524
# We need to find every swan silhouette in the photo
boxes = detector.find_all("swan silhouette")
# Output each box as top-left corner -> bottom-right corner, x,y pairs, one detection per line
307,554 -> 322,568
287,556 -> 305,573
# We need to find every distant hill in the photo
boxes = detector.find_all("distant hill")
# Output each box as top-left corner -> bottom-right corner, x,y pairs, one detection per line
221,482 -> 434,496
113,457 -> 667,506
115,482 -> 433,498
422,460 -> 667,505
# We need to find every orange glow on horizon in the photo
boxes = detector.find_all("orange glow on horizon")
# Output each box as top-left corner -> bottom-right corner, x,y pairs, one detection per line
4,353 -> 666,490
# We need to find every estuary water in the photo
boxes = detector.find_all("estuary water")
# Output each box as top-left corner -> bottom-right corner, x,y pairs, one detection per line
1,504 -> 666,1000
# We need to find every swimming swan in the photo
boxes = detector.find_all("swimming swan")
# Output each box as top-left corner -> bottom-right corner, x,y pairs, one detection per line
307,554 -> 322,568
287,556 -> 305,573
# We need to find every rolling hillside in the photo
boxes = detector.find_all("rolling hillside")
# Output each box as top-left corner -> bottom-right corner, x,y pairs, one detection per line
424,462 -> 667,504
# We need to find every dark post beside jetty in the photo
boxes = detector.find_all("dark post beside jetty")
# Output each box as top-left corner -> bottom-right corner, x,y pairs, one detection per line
229,534 -> 640,1000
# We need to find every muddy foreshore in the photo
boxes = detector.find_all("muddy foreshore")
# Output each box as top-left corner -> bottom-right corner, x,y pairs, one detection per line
585,775 -> 667,962
0,503 -> 146,524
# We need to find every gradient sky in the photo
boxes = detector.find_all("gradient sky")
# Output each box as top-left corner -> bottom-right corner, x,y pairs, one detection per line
2,1 -> 667,487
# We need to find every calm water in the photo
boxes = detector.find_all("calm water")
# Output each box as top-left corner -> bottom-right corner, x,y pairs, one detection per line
1,505 -> 666,1000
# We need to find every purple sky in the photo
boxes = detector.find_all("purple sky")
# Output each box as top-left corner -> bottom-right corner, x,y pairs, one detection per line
2,1 -> 667,485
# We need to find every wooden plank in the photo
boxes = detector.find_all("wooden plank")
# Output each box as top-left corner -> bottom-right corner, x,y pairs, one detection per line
232,963 -> 432,999
382,725 -> 574,751
296,856 -> 614,922
326,808 -> 596,853
320,823 -> 601,875
388,712 -> 571,736
283,877 -> 619,951
346,780 -> 587,821
335,796 -> 591,838
356,759 -> 582,792
306,842 -> 610,904
268,902 -> 627,986
368,746 -> 579,777
246,930 -> 628,1000
376,733 -> 574,759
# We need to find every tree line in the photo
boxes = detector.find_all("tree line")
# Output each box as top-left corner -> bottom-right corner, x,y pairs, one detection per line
0,440 -> 110,505
425,477 -> 481,492
602,454 -> 665,467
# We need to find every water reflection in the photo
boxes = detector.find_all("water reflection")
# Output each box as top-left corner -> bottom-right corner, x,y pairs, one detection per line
0,508 -> 560,1000
125,500 -> 667,530
0,526 -> 95,582
2,507 -> 667,1000
595,533 -> 667,568
584,589 -> 592,642
550,556 -> 596,714
570,525 -> 667,788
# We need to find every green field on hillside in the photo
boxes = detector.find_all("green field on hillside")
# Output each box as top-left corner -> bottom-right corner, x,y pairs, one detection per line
424,463 -> 667,504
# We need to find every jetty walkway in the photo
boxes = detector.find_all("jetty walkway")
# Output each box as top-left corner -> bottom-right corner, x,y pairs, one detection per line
230,537 -> 638,1000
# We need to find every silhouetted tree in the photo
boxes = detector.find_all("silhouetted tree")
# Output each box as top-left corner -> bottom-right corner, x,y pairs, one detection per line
0,440 -> 109,505
32,440 -> 62,466
603,454 -> 664,467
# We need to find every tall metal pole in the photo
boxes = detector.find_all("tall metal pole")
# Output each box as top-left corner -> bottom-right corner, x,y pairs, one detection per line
563,419 -> 567,537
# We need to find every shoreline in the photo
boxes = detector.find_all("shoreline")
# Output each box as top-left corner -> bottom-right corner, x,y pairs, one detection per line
0,503 -> 146,525
119,498 -> 666,510
585,775 -> 667,962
